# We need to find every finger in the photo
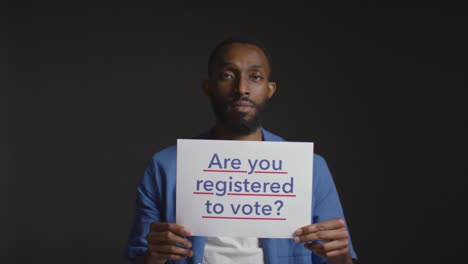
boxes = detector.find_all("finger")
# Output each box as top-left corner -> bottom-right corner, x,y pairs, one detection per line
324,247 -> 349,258
149,244 -> 194,258
147,231 -> 192,248
304,239 -> 349,254
150,222 -> 193,236
295,218 -> 346,236
148,250 -> 187,261
295,228 -> 348,243
305,244 -> 349,258
304,243 -> 326,258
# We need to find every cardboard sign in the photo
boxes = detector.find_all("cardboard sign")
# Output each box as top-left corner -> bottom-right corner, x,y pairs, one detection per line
176,139 -> 313,238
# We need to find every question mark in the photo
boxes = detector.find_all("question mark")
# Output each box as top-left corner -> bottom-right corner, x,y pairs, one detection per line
274,200 -> 284,215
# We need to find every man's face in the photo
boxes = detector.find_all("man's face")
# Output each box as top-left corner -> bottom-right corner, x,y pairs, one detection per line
204,43 -> 276,134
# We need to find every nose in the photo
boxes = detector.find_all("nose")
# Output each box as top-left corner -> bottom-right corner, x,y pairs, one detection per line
234,75 -> 250,96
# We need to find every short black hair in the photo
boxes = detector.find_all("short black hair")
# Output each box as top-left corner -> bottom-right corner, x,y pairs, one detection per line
207,36 -> 273,79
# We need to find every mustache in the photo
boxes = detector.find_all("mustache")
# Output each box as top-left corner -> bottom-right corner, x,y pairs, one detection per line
231,96 -> 257,107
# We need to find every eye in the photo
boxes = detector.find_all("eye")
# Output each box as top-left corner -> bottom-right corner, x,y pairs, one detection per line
219,71 -> 235,80
250,73 -> 264,81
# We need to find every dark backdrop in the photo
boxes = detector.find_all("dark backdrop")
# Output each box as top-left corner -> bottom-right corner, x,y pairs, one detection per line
5,6 -> 467,264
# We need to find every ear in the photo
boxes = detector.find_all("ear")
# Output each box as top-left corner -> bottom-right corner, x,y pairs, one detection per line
202,80 -> 210,96
267,82 -> 277,99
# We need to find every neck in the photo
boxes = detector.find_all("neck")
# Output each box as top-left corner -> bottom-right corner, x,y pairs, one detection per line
213,124 -> 263,141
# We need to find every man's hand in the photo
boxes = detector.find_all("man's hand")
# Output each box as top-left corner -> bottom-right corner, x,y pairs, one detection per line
294,218 -> 352,264
143,222 -> 193,264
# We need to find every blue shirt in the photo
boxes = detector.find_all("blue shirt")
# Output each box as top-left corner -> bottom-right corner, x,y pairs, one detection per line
126,128 -> 357,263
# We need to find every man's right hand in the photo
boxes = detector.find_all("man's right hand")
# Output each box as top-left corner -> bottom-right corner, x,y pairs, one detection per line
142,222 -> 193,264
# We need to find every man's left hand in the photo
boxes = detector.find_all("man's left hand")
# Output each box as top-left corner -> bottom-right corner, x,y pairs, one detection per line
294,218 -> 352,263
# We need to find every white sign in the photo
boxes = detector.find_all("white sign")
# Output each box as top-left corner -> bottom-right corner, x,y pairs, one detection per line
176,139 -> 314,238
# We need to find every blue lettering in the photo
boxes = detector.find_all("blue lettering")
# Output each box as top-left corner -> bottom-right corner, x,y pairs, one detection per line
208,153 -> 222,169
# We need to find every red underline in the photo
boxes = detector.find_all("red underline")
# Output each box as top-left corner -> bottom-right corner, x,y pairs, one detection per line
193,192 -> 214,195
254,171 -> 288,174
202,216 -> 286,220
203,169 -> 248,173
227,193 -> 296,197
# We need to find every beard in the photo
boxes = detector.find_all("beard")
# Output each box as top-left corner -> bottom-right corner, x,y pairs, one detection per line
209,95 -> 267,135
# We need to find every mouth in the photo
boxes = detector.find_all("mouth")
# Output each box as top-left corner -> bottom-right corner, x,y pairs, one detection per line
230,100 -> 255,113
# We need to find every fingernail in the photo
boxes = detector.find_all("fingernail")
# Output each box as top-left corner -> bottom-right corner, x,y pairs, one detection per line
184,228 -> 193,236
187,241 -> 192,248
190,250 -> 194,257
295,229 -> 302,236
294,236 -> 300,243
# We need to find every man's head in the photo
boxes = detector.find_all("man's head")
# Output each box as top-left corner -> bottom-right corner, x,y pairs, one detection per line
203,37 -> 277,135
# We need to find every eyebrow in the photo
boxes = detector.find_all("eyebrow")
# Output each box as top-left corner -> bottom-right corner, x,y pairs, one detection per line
219,62 -> 264,70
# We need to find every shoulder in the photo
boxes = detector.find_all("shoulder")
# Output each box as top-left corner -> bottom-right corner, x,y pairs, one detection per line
313,153 -> 327,165
263,128 -> 326,161
261,128 -> 286,142
149,129 -> 211,166
151,144 -> 177,165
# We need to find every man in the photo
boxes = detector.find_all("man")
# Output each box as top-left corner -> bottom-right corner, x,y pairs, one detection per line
126,37 -> 357,264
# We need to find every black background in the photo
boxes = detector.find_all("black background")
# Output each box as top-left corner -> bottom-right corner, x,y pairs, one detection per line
4,6 -> 468,264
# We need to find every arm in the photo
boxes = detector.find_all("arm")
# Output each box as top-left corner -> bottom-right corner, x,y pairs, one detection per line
126,155 -> 193,263
297,155 -> 357,263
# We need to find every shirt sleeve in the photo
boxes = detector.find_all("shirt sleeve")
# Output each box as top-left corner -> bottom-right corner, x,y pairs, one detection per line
311,155 -> 358,263
125,157 -> 162,261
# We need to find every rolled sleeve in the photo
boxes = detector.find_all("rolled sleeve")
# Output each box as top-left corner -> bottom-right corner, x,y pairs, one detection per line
312,155 -> 358,262
125,158 -> 161,261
